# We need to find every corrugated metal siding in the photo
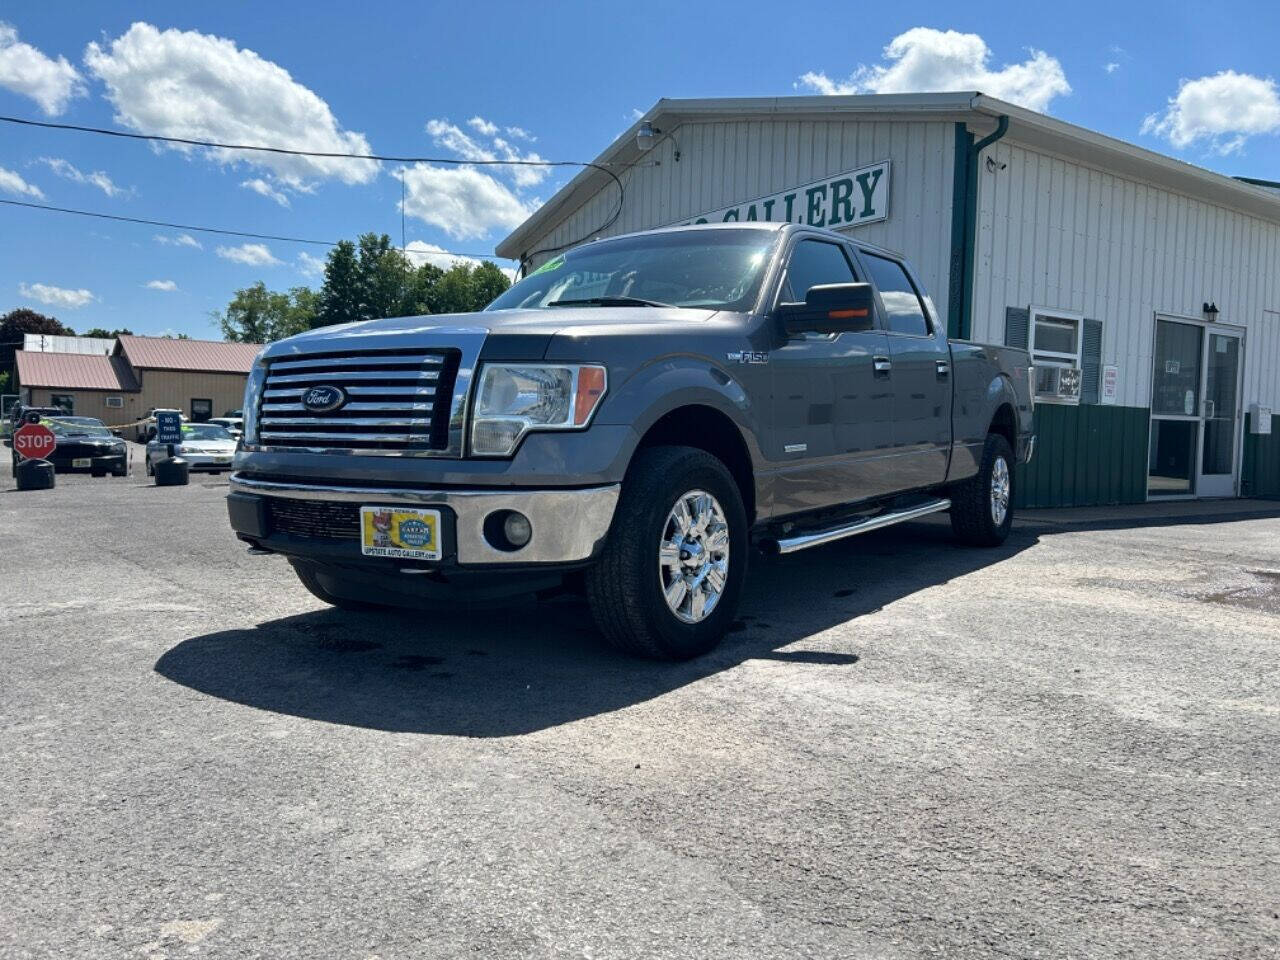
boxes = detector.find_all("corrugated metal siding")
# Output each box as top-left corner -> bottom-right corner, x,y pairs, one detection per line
1015,404 -> 1149,508
523,118 -> 957,323
1242,413 -> 1280,498
972,139 -> 1280,411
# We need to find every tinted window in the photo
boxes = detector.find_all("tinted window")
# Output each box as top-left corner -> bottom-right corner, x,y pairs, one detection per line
860,253 -> 930,336
782,240 -> 856,302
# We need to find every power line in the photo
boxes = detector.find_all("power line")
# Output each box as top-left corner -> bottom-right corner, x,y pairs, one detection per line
0,198 -> 516,260
0,114 -> 640,170
0,112 -> 628,269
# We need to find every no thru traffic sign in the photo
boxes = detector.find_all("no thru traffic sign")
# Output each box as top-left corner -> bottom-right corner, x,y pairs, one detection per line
13,422 -> 56,460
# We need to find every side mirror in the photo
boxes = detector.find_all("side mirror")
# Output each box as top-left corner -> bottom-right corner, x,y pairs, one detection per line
777,282 -> 876,336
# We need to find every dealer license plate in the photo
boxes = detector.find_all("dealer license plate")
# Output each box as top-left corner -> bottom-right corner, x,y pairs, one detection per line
360,506 -> 442,560
72,458 -> 91,468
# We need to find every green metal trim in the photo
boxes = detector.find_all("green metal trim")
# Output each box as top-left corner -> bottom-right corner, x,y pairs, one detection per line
1014,403 -> 1150,508
947,116 -> 1009,341
946,123 -> 972,339
1242,413 -> 1280,499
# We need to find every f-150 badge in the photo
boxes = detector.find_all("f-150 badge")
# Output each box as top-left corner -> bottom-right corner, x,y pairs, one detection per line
727,350 -> 768,364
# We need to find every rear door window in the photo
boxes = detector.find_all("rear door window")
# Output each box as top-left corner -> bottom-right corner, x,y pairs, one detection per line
859,253 -> 932,337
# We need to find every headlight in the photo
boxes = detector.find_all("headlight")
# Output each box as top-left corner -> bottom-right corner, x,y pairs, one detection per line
471,363 -> 607,457
241,356 -> 267,445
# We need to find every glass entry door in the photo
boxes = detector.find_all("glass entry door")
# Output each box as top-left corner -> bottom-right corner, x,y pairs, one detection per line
1199,331 -> 1243,497
1148,318 -> 1243,498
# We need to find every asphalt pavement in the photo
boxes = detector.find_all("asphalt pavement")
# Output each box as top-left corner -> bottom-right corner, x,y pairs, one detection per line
2,451 -> 1278,959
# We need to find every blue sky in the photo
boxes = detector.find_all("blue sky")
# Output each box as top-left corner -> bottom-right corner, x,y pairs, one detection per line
1,1 -> 1278,338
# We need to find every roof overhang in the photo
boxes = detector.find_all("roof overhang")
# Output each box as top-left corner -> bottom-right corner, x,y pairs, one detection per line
496,92 -> 1280,261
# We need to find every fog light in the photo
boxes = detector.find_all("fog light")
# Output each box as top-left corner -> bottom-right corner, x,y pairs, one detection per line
503,512 -> 532,548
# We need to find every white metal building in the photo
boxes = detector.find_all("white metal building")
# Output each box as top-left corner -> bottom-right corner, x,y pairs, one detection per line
497,92 -> 1280,506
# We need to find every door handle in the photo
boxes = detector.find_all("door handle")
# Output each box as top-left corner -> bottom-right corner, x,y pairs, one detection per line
936,360 -> 950,379
873,356 -> 892,378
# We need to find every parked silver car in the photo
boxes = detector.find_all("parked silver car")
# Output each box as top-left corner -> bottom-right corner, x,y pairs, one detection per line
207,416 -> 244,441
146,422 -> 237,474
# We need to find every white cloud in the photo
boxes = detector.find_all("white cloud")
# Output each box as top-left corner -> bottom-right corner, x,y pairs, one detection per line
145,279 -> 177,291
241,177 -> 290,207
797,27 -> 1071,113
426,118 -> 549,190
505,125 -> 534,142
1104,62 -> 1120,75
155,232 -> 202,249
403,241 -> 516,280
467,116 -> 498,136
0,166 -> 45,199
296,250 -> 326,278
1142,70 -> 1280,155
38,157 -> 128,197
19,282 -> 94,308
216,242 -> 281,266
426,119 -> 497,162
83,23 -> 378,190
396,164 -> 534,241
0,22 -> 84,115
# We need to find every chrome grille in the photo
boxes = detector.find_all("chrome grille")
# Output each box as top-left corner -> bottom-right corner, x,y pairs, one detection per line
258,348 -> 459,451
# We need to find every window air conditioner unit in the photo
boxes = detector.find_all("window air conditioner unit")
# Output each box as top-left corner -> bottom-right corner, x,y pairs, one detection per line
1034,363 -> 1081,402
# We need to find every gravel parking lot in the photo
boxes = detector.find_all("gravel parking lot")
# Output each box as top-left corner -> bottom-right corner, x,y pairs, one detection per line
2,451 -> 1278,959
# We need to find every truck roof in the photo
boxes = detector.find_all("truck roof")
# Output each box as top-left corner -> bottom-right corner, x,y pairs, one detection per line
570,220 -> 908,260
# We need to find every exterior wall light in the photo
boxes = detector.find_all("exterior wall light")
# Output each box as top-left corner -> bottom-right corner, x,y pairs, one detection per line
1203,301 -> 1220,319
635,122 -> 656,152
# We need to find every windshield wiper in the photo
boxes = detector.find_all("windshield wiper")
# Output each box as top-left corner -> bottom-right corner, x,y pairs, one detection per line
547,296 -> 674,309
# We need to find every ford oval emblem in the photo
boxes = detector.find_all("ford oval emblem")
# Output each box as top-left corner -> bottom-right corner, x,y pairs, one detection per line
302,385 -> 346,413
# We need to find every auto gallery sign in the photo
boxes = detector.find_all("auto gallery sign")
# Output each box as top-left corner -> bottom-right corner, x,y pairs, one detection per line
678,160 -> 890,230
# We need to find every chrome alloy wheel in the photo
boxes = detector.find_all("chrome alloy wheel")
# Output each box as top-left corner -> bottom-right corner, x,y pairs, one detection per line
990,455 -> 1011,526
658,489 -> 730,624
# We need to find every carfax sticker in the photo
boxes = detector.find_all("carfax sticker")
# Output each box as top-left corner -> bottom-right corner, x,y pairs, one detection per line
360,506 -> 442,560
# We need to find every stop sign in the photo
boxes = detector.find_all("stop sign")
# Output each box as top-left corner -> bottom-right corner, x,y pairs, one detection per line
12,422 -> 56,460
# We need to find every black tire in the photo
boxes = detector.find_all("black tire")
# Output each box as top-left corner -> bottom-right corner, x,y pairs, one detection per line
950,433 -> 1015,546
291,561 -> 391,612
585,446 -> 748,660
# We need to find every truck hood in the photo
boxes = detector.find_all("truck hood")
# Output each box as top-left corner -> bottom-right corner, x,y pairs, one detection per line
260,307 -> 720,359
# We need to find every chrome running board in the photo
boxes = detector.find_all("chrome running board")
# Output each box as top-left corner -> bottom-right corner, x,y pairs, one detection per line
762,498 -> 951,555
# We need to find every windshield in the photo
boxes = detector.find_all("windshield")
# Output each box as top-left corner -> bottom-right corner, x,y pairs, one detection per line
486,229 -> 779,313
44,417 -> 111,438
180,424 -> 232,441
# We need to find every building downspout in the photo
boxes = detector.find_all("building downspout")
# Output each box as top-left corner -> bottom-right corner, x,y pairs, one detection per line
948,114 -> 1008,340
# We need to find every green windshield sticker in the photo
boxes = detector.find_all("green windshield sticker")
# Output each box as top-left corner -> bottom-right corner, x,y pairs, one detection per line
530,255 -> 564,276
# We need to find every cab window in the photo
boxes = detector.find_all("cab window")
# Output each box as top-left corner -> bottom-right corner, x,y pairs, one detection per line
859,253 -> 931,336
780,239 -> 857,304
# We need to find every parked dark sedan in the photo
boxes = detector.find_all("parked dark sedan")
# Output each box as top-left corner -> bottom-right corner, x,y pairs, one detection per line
7,416 -> 128,476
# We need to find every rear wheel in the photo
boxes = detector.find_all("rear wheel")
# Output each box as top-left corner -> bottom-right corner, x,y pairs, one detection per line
950,432 -> 1015,546
586,446 -> 747,660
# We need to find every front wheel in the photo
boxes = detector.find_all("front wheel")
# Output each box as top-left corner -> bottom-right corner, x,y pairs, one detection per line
586,446 -> 748,660
950,433 -> 1016,546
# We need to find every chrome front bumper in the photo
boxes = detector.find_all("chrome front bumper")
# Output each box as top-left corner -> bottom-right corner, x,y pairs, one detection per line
228,473 -> 620,565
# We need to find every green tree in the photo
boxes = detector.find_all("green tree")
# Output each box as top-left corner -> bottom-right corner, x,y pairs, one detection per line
81,326 -> 134,338
2,308 -> 74,392
314,240 -> 360,328
216,282 -> 317,343
356,233 -> 411,322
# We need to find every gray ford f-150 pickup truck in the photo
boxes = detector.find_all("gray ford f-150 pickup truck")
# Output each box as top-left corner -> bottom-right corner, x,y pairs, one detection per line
227,222 -> 1033,659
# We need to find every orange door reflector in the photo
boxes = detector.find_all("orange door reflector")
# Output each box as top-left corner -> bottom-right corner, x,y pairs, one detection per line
574,366 -> 608,425
828,308 -> 869,320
